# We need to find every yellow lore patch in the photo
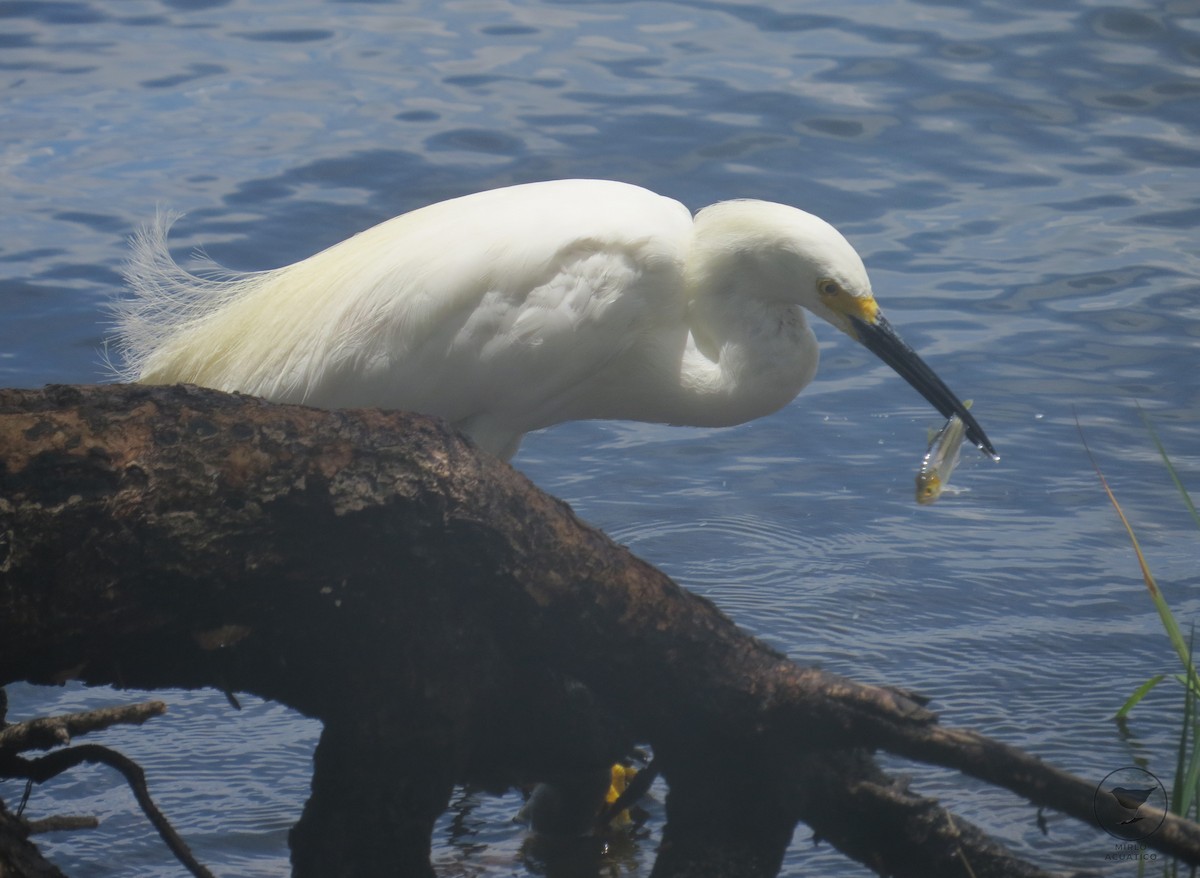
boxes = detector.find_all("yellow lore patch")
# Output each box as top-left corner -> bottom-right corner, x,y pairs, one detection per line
817,278 -> 879,326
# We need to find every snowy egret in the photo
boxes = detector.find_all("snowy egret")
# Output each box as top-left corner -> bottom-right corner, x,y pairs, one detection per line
114,179 -> 995,462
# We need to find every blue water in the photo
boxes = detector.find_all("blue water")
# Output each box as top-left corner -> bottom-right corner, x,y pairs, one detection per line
2,0 -> 1199,874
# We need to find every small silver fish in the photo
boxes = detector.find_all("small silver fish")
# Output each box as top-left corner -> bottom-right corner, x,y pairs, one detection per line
915,400 -> 972,505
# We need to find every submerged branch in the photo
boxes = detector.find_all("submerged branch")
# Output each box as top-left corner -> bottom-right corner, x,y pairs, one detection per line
23,816 -> 100,835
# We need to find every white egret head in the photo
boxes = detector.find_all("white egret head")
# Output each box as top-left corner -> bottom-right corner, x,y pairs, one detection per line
694,198 -> 996,459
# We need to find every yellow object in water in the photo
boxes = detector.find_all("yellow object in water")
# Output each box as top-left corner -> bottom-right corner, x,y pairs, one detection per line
603,763 -> 638,828
516,761 -> 642,835
915,401 -> 972,505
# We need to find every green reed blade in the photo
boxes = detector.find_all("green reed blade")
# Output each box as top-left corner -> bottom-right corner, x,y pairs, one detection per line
1116,675 -> 1167,720
1076,415 -> 1199,690
1136,401 -> 1199,532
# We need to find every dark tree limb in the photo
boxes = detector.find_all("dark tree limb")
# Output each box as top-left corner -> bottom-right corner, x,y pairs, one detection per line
892,722 -> 1200,866
0,383 -> 1194,876
0,801 -> 68,878
2,744 -> 215,878
0,699 -> 209,877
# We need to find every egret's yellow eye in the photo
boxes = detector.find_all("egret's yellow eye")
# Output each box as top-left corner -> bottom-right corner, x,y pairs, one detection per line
818,278 -> 880,327
817,278 -> 842,299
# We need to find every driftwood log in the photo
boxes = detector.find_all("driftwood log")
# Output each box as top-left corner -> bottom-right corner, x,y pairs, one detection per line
0,383 -> 1196,877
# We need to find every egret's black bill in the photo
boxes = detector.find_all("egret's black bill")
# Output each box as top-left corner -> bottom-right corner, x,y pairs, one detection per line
851,314 -> 998,460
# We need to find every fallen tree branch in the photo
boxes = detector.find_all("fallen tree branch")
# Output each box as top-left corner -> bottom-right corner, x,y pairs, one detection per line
0,383 -> 1193,876
0,702 -> 167,753
1,744 -> 215,878
23,816 -> 100,835
0,699 -> 210,878
892,722 -> 1200,866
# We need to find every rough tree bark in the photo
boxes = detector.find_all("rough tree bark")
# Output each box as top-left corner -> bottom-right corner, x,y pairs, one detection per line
0,384 -> 1196,877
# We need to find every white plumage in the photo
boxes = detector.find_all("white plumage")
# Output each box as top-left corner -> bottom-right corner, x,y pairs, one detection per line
113,179 -> 993,462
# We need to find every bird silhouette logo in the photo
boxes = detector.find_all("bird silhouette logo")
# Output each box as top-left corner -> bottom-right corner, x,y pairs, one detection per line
1094,768 -> 1166,840
1110,787 -> 1156,825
